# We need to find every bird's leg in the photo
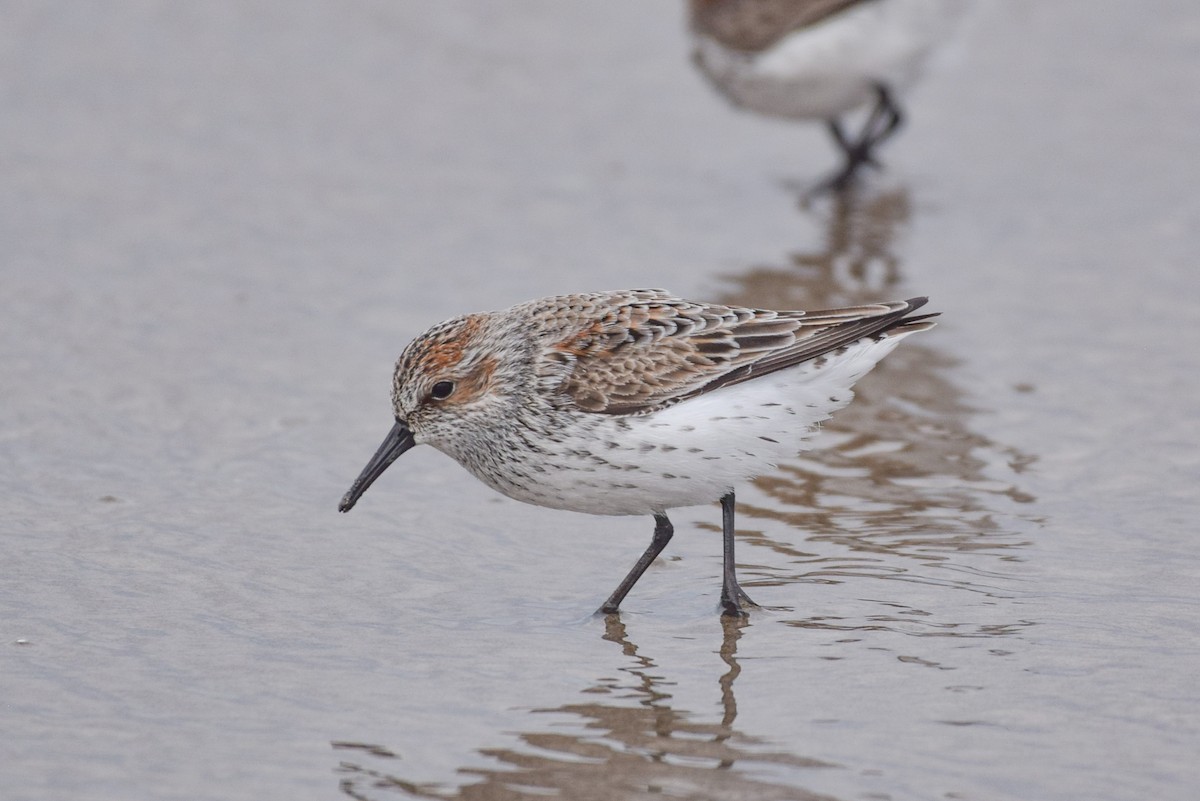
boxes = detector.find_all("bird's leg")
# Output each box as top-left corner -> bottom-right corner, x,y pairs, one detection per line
818,122 -> 872,192
818,84 -> 903,192
827,119 -> 854,157
720,491 -> 756,617
597,513 -> 673,614
857,83 -> 903,154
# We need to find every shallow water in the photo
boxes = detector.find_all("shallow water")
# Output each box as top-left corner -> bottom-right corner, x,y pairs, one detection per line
3,2 -> 1199,800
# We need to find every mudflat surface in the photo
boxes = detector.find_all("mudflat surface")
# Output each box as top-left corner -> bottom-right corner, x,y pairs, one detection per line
3,3 -> 1198,800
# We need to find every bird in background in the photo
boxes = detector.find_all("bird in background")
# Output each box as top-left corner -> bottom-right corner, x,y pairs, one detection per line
689,0 -> 963,190
339,290 -> 936,617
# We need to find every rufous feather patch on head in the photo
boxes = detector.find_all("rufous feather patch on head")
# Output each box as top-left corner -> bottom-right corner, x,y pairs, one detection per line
412,314 -> 486,374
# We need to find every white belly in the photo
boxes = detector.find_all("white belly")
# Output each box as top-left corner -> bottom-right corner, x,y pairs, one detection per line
461,333 -> 912,516
693,0 -> 963,120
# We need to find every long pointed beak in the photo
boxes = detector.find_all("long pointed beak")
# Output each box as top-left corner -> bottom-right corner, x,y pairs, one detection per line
338,421 -> 417,512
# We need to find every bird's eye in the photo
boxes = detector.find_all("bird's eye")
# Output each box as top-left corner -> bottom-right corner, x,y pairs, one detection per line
430,380 -> 455,401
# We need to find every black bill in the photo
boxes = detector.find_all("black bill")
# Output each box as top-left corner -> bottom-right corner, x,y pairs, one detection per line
338,421 -> 416,512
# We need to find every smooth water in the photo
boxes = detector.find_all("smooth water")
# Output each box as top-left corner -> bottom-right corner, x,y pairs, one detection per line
4,3 -> 1199,800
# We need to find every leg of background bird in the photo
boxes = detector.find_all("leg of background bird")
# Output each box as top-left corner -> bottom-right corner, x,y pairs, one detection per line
882,85 -> 903,134
827,119 -> 854,158
821,84 -> 905,193
864,83 -> 903,149
819,83 -> 905,193
719,491 -> 756,616
597,514 -> 674,614
820,119 -> 872,192
859,88 -> 888,144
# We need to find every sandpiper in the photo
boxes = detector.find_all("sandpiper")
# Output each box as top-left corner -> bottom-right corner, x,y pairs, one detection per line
689,0 -> 962,189
340,290 -> 936,616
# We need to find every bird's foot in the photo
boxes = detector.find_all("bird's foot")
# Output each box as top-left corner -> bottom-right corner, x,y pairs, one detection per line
720,584 -> 758,617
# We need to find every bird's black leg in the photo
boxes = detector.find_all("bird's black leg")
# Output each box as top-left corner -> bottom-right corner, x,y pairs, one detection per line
827,119 -> 853,157
598,513 -> 673,614
818,131 -> 871,192
858,83 -> 903,153
818,83 -> 904,192
720,491 -> 756,617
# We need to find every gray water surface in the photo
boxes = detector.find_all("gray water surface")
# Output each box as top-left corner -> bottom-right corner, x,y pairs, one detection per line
4,3 -> 1199,800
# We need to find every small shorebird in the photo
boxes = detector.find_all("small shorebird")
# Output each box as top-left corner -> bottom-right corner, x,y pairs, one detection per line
340,290 -> 936,616
689,0 -> 962,189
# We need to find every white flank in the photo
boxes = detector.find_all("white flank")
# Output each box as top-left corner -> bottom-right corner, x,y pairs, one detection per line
512,329 -> 918,516
694,0 -> 964,120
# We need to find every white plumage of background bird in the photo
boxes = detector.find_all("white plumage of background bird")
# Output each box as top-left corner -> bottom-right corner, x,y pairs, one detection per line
689,0 -> 964,189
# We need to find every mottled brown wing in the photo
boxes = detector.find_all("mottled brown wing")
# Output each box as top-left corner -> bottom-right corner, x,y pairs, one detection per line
554,293 -> 930,415
695,298 -> 934,398
690,0 -> 874,52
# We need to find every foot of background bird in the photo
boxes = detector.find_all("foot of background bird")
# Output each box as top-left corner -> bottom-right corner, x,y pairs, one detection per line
811,146 -> 883,193
812,163 -> 864,194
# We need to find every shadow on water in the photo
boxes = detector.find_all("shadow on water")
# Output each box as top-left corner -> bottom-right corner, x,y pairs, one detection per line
334,616 -> 842,800
710,187 -> 1039,633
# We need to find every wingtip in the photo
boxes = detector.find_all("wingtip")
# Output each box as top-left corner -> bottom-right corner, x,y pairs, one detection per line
887,297 -> 938,335
901,296 -> 938,323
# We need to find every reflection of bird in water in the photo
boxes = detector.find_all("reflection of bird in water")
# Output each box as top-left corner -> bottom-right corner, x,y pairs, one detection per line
333,616 -> 836,800
688,0 -> 962,190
